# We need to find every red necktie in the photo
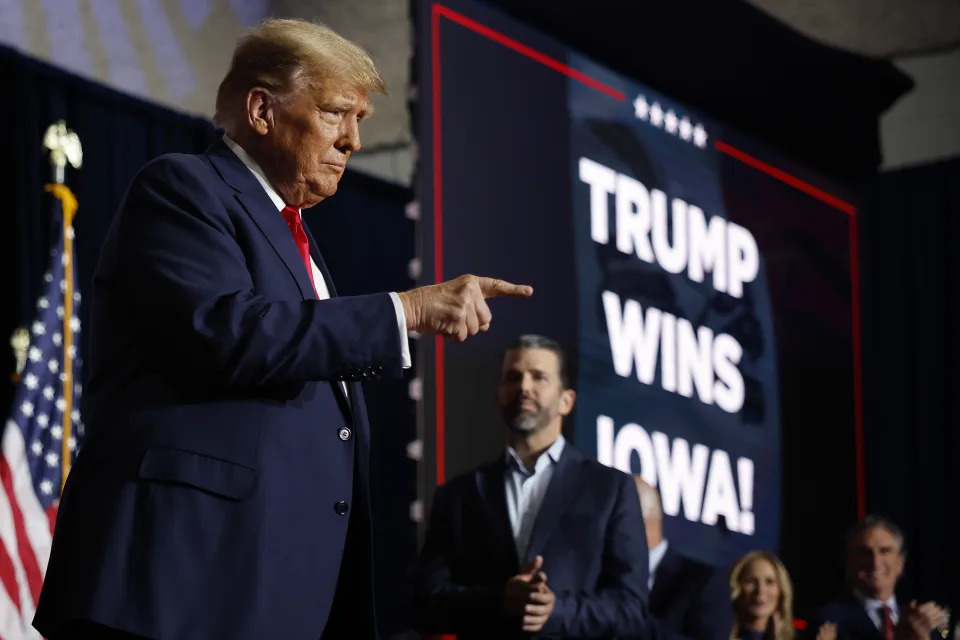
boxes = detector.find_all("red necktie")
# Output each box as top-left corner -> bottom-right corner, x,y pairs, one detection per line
881,604 -> 895,640
280,206 -> 318,297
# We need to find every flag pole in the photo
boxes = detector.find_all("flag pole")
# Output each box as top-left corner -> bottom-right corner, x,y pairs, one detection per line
43,121 -> 82,490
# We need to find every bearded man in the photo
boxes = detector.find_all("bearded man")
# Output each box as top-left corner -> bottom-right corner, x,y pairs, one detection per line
412,334 -> 649,639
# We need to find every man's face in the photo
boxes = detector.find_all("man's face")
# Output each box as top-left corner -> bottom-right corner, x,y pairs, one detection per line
261,80 -> 369,207
496,348 -> 574,435
848,526 -> 905,599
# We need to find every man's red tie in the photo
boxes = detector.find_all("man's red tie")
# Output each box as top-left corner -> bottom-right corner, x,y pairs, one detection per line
881,604 -> 895,640
280,206 -> 318,297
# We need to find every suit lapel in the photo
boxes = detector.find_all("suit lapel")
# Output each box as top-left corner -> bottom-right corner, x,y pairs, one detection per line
847,594 -> 884,638
206,141 -> 316,301
298,211 -> 354,412
524,446 -> 584,564
478,460 -> 520,570
206,140 -> 350,412
301,219 -> 338,298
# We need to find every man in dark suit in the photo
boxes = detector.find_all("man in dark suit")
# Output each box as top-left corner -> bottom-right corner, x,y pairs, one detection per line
413,334 -> 649,638
33,18 -> 531,640
633,478 -> 732,640
812,516 -> 948,640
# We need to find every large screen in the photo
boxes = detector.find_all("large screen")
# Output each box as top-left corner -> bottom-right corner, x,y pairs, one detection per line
416,0 -> 862,584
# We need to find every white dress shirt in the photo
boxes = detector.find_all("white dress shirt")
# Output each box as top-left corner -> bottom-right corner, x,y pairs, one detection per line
648,539 -> 670,591
223,135 -> 412,374
504,435 -> 566,562
853,589 -> 899,629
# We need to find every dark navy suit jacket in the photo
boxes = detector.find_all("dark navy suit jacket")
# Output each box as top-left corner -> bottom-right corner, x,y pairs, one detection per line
34,140 -> 403,640
413,445 -> 649,639
812,593 -> 940,640
643,546 -> 732,640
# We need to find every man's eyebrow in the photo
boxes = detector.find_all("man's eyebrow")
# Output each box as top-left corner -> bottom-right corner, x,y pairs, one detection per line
319,99 -> 373,117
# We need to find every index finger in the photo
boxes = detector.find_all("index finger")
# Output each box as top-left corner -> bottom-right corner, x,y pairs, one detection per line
477,277 -> 533,299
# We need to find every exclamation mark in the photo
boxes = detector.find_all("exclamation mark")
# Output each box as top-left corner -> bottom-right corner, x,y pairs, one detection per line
737,458 -> 755,535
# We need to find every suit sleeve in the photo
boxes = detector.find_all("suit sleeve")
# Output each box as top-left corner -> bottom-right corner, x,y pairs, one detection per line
116,156 -> 404,388
542,471 -> 650,637
412,484 -> 505,633
645,567 -> 733,640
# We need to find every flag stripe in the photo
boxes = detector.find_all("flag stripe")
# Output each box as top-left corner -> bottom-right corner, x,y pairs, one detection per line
0,576 -> 29,640
2,427 -> 54,573
0,454 -> 43,606
0,457 -> 34,625
0,517 -> 21,611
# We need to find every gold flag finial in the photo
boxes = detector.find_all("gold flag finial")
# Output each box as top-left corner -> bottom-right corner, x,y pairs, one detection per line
43,120 -> 83,184
10,327 -> 29,383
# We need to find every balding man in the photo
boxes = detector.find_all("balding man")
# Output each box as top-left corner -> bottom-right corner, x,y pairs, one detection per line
633,477 -> 732,640
33,19 -> 530,640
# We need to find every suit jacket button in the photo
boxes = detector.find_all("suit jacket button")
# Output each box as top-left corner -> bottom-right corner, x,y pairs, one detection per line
334,501 -> 349,515
338,427 -> 352,441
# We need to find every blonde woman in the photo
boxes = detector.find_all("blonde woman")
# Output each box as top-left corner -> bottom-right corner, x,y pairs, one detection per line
729,551 -> 838,640
729,551 -> 797,640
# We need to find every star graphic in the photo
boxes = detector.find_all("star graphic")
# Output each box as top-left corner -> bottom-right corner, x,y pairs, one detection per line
21,401 -> 34,417
679,117 -> 693,141
38,297 -> 49,309
665,110 -> 678,134
24,373 -> 38,389
32,321 -> 46,336
40,479 -> 54,495
29,347 -> 42,363
650,102 -> 664,128
45,452 -> 59,468
633,95 -> 650,120
693,123 -> 708,148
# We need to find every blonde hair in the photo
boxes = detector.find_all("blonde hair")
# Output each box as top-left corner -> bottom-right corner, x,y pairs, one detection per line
729,551 -> 795,640
214,18 -> 387,130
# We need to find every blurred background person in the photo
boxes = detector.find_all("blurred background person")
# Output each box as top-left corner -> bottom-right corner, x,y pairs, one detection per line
633,477 -> 732,640
812,516 -> 949,640
729,551 -> 796,640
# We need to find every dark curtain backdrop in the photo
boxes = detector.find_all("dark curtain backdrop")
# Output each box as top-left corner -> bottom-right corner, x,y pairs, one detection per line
858,156 -> 960,620
1,45 -> 417,636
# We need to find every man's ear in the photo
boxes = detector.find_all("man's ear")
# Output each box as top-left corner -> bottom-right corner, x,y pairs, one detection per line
558,389 -> 576,416
246,87 -> 274,135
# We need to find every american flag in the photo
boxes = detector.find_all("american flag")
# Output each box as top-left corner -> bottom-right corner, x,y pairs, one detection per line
1,186 -> 83,640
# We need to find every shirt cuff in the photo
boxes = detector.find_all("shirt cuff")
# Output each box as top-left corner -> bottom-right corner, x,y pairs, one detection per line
388,292 -> 412,369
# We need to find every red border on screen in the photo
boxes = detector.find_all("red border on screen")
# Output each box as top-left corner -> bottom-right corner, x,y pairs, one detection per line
430,2 -> 865,520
